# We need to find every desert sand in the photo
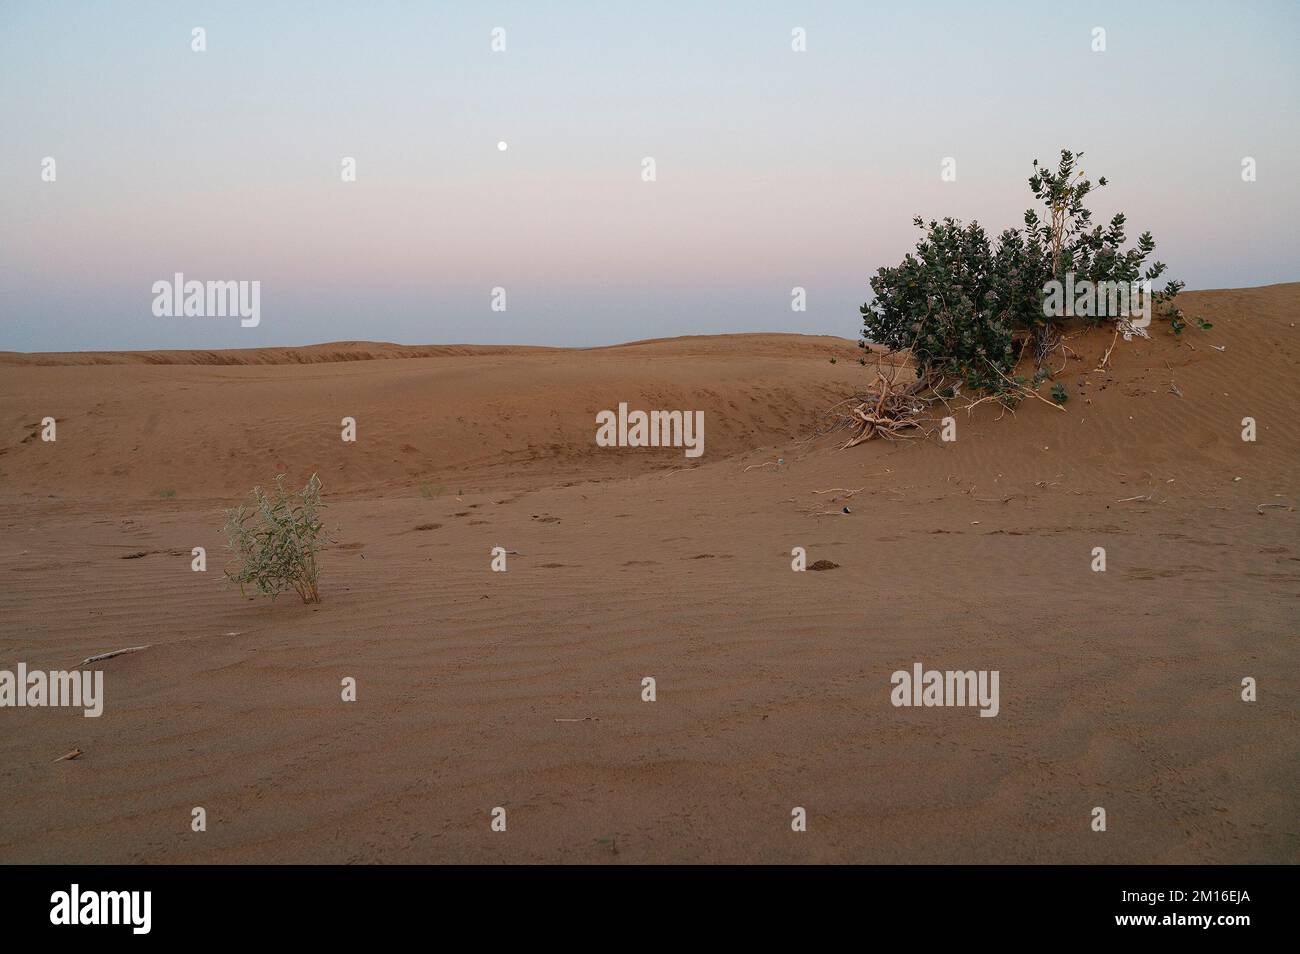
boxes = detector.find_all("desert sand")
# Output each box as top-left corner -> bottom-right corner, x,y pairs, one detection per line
0,284 -> 1296,864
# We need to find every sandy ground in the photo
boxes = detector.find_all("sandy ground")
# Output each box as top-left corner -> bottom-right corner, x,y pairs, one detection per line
0,285 -> 1296,864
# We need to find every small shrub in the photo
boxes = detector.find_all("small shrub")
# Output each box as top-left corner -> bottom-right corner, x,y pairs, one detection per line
1051,382 -> 1069,404
222,473 -> 326,604
158,486 -> 176,499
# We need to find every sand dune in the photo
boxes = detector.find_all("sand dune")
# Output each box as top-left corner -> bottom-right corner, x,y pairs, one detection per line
0,285 -> 1296,863
0,333 -> 868,498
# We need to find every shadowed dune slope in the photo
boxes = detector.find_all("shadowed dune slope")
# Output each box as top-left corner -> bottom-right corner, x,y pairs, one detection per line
0,333 -> 869,499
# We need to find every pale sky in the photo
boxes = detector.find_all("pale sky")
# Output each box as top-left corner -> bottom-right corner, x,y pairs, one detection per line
2,0 -> 1297,351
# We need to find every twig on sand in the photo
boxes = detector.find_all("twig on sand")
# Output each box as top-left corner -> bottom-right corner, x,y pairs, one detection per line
961,391 -> 1016,416
1116,493 -> 1153,503
1256,501 -> 1293,515
812,487 -> 866,496
1094,328 -> 1120,372
743,461 -> 780,472
554,717 -> 599,723
78,645 -> 150,668
51,749 -> 82,763
984,359 -> 1066,413
1164,362 -> 1183,398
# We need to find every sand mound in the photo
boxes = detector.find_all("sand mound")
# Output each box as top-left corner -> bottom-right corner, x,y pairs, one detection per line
0,333 -> 867,500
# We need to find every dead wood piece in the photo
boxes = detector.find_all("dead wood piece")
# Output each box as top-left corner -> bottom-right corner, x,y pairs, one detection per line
79,645 -> 151,668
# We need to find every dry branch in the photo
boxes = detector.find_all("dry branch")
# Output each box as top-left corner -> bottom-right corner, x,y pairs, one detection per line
78,645 -> 151,668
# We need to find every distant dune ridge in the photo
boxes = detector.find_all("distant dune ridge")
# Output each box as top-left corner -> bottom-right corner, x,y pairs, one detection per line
0,341 -> 551,367
0,332 -> 871,497
0,332 -> 857,367
0,283 -> 1296,863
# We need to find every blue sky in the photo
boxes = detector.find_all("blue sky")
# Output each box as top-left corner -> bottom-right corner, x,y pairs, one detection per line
1,0 -> 1297,351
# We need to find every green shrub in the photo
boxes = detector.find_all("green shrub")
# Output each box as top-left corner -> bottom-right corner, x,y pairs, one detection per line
861,149 -> 1202,394
222,473 -> 326,604
858,216 -> 1021,392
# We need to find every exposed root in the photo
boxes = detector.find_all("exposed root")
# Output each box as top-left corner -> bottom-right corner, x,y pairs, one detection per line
819,356 -> 938,447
